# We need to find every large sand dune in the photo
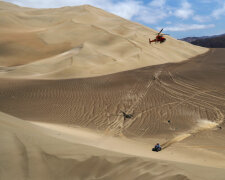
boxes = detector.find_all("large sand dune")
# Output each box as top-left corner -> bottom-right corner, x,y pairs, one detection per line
1,1 -> 225,180
1,48 -> 225,179
0,1 -> 207,78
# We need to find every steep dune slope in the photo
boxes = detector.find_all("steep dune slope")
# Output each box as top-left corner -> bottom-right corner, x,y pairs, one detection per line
1,2 -> 225,179
0,1 -> 208,78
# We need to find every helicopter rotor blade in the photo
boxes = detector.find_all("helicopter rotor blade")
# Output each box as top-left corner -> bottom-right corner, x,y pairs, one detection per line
158,28 -> 163,35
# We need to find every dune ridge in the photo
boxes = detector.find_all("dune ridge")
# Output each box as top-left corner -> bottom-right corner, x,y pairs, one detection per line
0,1 -> 208,79
1,2 -> 225,180
1,111 -> 225,180
1,50 -> 224,138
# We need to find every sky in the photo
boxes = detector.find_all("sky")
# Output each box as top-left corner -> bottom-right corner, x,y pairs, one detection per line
3,0 -> 225,38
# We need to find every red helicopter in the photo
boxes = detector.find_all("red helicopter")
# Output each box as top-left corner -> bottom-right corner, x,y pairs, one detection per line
149,28 -> 168,44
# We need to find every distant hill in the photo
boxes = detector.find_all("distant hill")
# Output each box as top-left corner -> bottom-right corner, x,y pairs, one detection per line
181,36 -> 208,43
180,34 -> 225,48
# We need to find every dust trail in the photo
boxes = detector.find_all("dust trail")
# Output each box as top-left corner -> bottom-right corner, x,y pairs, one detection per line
162,119 -> 218,149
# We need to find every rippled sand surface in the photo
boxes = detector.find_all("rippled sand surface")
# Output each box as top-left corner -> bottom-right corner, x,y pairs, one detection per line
1,1 -> 225,180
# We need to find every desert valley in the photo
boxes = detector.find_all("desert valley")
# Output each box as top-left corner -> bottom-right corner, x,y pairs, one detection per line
0,1 -> 225,180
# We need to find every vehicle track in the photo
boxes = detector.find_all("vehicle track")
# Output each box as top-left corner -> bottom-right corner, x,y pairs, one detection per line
106,75 -> 154,136
158,70 -> 225,147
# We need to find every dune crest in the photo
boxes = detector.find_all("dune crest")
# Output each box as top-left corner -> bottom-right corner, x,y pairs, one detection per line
0,1 -> 208,79
1,2 -> 225,180
1,111 -> 225,180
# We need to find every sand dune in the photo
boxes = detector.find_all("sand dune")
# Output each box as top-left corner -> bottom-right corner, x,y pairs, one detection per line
0,48 -> 225,179
1,1 -> 225,180
0,1 -> 207,78
1,112 -> 225,180
1,49 -> 224,138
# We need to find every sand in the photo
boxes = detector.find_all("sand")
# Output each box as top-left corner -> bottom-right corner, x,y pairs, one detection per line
0,1 -> 225,180
1,112 -> 225,180
0,1 -> 207,78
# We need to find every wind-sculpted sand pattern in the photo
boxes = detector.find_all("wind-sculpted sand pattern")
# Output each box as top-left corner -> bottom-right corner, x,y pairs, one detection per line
1,2 -> 225,179
0,49 -> 225,144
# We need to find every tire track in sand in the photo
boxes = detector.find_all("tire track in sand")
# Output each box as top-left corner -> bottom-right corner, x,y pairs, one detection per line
159,71 -> 225,148
106,72 -> 156,136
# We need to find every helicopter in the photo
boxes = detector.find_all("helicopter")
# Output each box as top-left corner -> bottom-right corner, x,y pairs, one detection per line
108,110 -> 134,121
120,111 -> 133,120
149,28 -> 169,44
